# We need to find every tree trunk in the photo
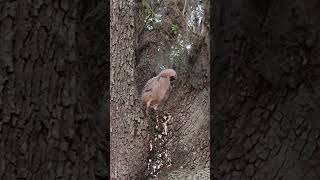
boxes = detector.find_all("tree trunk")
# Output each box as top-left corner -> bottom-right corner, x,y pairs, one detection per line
0,1 -> 108,179
212,0 -> 320,179
110,0 -> 150,179
134,0 -> 210,179
110,0 -> 210,179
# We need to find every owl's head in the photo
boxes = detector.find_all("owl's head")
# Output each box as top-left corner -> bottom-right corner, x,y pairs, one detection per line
158,69 -> 177,82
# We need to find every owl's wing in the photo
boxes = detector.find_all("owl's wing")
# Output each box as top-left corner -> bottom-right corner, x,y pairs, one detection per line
142,76 -> 160,93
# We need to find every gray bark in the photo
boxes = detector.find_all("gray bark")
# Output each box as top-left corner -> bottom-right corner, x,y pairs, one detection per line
110,0 -> 150,179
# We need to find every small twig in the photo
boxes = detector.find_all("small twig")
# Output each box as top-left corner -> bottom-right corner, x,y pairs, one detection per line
182,0 -> 188,16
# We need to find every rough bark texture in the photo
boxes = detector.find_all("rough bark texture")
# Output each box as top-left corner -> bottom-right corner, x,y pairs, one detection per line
0,0 -> 108,179
134,0 -> 210,179
212,0 -> 320,179
110,0 -> 150,179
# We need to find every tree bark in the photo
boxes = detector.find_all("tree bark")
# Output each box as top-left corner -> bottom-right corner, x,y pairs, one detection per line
212,0 -> 320,179
0,1 -> 108,179
134,0 -> 210,179
110,0 -> 150,179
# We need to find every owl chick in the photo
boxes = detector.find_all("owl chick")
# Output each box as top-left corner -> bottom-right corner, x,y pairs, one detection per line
141,69 -> 177,114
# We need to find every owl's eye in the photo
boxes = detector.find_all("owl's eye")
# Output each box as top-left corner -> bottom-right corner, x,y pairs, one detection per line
170,76 -> 176,82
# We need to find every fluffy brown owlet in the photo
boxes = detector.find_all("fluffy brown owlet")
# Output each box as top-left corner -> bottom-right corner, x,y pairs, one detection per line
141,69 -> 177,114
